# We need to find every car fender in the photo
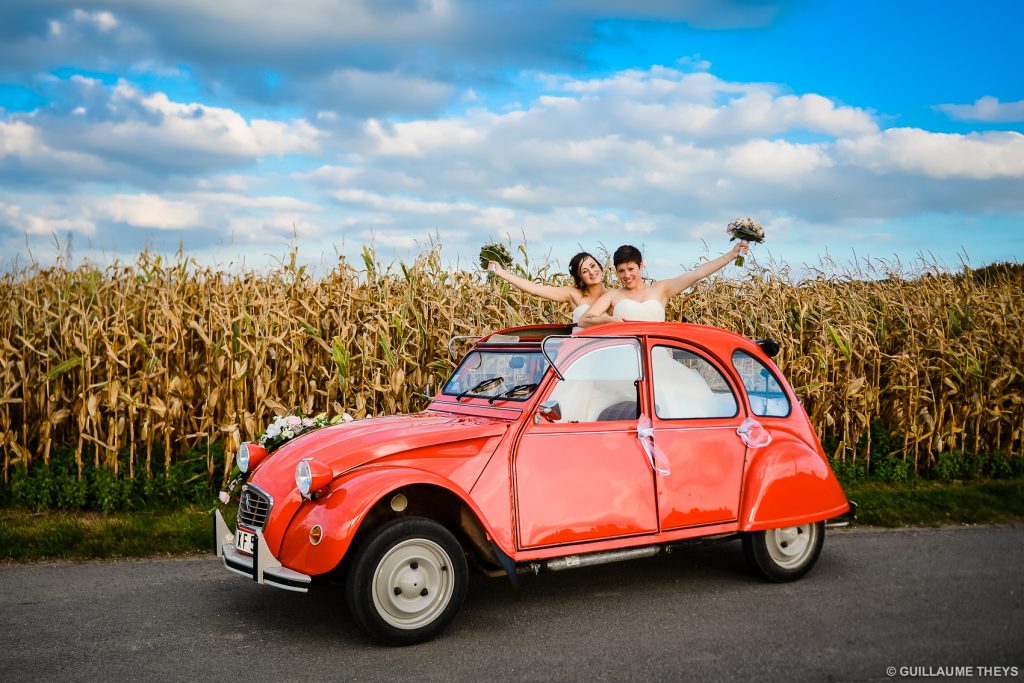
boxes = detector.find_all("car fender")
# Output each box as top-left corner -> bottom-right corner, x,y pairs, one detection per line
277,466 -> 503,576
739,432 -> 849,531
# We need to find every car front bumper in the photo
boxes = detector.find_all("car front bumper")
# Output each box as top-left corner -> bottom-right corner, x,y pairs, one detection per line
214,509 -> 312,593
825,500 -> 858,528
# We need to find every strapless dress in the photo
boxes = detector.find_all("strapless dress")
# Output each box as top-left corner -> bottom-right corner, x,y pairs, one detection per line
614,298 -> 665,322
613,297 -> 720,418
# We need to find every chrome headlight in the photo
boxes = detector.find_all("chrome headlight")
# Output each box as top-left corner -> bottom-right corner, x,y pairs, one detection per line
237,442 -> 269,474
237,442 -> 251,473
295,458 -> 333,499
295,459 -> 313,496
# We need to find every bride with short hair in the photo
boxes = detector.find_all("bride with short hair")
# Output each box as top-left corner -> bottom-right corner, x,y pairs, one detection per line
580,242 -> 748,419
579,242 -> 747,327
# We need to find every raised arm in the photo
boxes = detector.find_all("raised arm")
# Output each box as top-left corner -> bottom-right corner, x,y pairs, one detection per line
578,290 -> 621,328
487,262 -> 575,303
655,242 -> 748,300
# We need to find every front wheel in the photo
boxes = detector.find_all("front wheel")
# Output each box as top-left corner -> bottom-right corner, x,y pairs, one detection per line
345,517 -> 468,645
742,521 -> 824,582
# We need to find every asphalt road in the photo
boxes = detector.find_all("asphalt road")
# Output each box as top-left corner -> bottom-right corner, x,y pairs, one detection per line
2,526 -> 1022,682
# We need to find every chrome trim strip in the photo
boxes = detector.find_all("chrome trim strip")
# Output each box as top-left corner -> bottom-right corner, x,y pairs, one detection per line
524,425 -> 737,436
219,543 -> 311,594
522,429 -> 637,436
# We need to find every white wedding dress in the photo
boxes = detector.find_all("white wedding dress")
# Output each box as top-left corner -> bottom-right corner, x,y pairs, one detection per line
571,304 -> 589,333
613,298 -> 665,323
614,298 -> 719,418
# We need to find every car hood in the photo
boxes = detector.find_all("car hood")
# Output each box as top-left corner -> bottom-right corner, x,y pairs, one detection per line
249,410 -> 510,493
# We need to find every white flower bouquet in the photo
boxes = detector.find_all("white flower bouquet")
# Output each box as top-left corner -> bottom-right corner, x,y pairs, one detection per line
259,412 -> 334,451
217,411 -> 355,505
726,217 -> 766,267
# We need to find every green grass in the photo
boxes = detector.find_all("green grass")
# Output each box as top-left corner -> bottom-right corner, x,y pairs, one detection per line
1,480 -> 1023,561
842,479 -> 1024,527
0,506 -> 217,561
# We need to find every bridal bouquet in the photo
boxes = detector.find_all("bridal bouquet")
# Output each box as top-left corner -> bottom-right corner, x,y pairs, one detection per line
479,242 -> 513,274
726,217 -> 765,267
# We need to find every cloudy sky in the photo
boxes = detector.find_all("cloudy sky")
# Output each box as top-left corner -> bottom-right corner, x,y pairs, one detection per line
1,0 -> 1022,277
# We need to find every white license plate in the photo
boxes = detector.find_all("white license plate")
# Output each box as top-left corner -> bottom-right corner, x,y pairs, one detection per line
235,530 -> 255,553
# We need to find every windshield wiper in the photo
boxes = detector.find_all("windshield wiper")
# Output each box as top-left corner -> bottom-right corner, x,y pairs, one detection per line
489,383 -> 539,404
456,377 -> 504,402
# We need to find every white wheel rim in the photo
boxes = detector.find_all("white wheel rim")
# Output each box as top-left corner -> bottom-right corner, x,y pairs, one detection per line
765,523 -> 817,569
371,538 -> 455,630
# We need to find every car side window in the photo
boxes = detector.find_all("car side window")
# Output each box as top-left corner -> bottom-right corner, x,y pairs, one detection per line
732,350 -> 791,417
546,342 -> 641,423
651,346 -> 737,419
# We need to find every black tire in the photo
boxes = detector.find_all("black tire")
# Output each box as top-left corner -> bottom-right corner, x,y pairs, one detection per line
742,521 -> 825,582
345,517 -> 468,645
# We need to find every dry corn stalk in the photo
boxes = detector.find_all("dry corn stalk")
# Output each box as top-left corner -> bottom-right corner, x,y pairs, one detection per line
1,247 -> 1021,484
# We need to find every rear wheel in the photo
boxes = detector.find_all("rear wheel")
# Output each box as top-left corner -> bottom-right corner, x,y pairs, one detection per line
742,521 -> 824,582
345,517 -> 468,645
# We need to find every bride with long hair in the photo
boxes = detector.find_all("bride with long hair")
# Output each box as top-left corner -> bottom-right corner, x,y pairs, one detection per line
486,251 -> 607,329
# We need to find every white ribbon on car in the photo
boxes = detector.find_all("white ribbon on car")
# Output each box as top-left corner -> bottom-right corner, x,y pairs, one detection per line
736,417 -> 772,448
637,414 -> 671,476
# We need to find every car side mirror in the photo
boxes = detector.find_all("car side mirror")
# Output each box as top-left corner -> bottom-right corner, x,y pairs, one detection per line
538,400 -> 562,422
756,339 -> 780,358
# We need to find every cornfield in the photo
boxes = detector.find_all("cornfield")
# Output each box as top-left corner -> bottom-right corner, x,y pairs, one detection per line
1,245 -> 1021,485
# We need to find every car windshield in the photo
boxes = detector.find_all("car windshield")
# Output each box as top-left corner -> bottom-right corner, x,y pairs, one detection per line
442,349 -> 548,401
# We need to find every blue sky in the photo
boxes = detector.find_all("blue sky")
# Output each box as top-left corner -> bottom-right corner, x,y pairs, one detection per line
1,0 -> 1021,278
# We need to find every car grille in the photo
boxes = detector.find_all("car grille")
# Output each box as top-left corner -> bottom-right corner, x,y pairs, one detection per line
237,485 -> 272,530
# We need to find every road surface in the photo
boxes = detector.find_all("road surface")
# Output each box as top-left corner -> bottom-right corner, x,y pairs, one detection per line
1,525 -> 1021,682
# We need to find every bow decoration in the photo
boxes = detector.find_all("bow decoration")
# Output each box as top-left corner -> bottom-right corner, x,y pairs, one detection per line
637,414 -> 671,475
737,417 -> 772,448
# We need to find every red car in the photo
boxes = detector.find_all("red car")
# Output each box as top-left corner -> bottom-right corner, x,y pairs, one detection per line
215,322 -> 853,645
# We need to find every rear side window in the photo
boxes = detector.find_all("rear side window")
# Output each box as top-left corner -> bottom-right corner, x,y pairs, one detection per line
652,346 -> 737,419
732,350 -> 791,417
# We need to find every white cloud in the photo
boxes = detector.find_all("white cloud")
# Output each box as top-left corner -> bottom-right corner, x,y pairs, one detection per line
92,193 -> 202,229
309,69 -> 453,117
111,84 -> 320,158
935,96 -> 1024,123
724,139 -> 834,182
0,119 -> 110,179
189,192 -> 321,212
73,9 -> 120,32
5,54 -> 1022,274
355,230 -> 420,249
837,129 -> 1024,179
335,188 -> 477,215
0,201 -> 95,236
364,117 -> 488,156
0,80 -> 321,183
225,215 -> 322,241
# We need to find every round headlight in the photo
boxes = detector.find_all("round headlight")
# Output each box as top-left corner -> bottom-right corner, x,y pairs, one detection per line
237,442 -> 251,473
295,459 -> 313,496
295,458 -> 333,499
237,442 -> 269,474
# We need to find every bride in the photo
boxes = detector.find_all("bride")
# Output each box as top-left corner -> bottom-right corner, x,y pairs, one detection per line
486,251 -> 607,329
578,243 -> 747,328
579,242 -> 747,419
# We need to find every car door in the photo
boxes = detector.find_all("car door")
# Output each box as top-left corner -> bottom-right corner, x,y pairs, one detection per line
513,337 -> 659,549
645,339 -> 748,530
